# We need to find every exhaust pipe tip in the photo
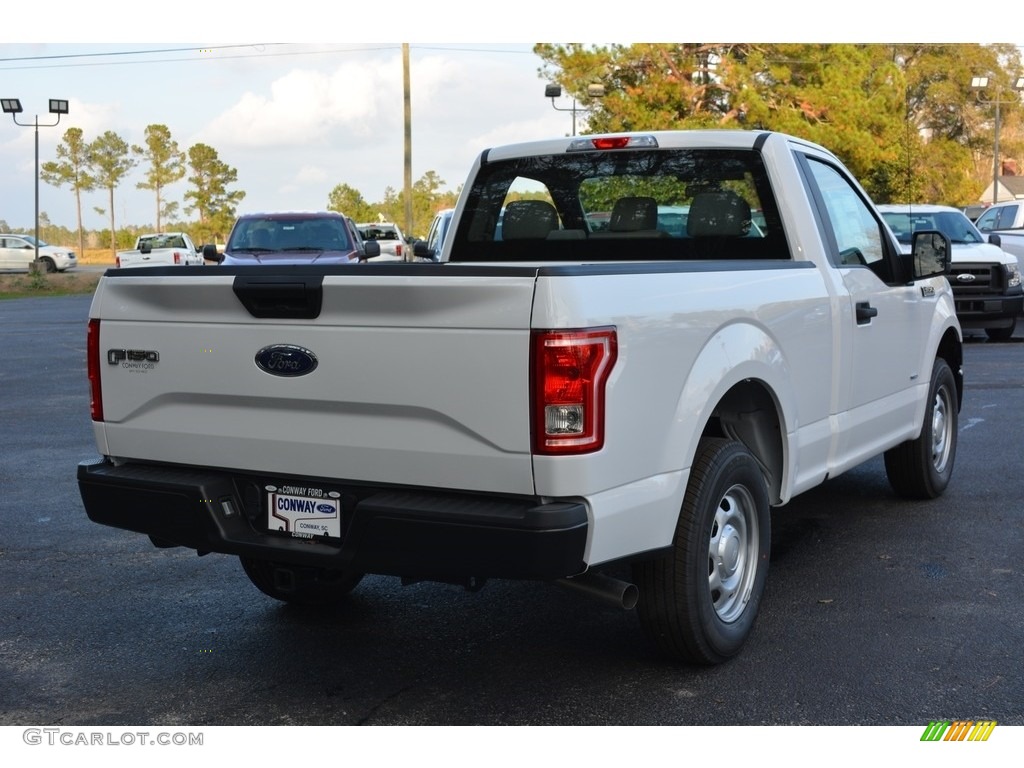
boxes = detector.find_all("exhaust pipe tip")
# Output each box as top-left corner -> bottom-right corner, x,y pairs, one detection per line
557,571 -> 638,610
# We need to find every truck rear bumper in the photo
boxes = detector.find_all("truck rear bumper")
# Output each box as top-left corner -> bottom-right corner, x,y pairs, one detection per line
77,458 -> 589,581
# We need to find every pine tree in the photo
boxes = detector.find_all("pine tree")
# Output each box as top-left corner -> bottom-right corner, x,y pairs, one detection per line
88,130 -> 138,255
133,124 -> 186,231
40,127 -> 95,261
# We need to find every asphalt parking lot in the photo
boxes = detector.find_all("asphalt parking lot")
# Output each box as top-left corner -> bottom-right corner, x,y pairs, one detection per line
0,295 -> 1021,729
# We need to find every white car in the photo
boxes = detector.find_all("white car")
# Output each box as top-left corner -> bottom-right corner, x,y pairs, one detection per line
0,234 -> 77,272
356,222 -> 407,261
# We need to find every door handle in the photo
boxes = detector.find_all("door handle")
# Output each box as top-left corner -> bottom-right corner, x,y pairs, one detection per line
856,302 -> 878,324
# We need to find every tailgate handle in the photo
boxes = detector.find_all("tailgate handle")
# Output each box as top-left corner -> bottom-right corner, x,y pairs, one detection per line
233,275 -> 324,319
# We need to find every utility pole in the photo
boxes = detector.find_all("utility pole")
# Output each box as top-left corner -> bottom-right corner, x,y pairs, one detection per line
403,44 -> 413,240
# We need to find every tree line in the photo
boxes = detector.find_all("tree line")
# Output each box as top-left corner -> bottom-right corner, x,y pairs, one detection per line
37,124 -> 244,257
534,43 -> 1024,206
15,121 -> 460,256
18,43 -> 1021,255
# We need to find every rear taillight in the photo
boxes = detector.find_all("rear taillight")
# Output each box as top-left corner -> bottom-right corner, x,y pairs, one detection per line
87,319 -> 103,422
395,244 -> 403,257
173,252 -> 182,264
115,256 -> 121,268
531,328 -> 617,455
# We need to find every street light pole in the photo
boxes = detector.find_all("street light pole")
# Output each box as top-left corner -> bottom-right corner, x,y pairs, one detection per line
970,76 -> 1024,206
1,98 -> 69,271
544,83 -> 605,136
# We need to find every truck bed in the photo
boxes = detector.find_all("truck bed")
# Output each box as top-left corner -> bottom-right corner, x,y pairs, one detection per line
90,259 -> 831,504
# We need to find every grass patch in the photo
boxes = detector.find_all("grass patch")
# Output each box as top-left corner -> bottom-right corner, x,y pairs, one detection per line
0,270 -> 102,300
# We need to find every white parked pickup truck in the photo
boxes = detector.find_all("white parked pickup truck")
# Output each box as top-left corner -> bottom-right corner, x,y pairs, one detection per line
878,204 -> 1023,341
974,199 -> 1024,273
115,232 -> 204,269
77,130 -> 963,664
356,221 -> 407,261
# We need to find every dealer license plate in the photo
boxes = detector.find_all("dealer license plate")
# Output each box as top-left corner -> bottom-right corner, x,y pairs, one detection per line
265,484 -> 342,539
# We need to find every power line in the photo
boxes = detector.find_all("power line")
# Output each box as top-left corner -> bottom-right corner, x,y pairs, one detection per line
0,43 -> 535,73
0,43 -> 279,63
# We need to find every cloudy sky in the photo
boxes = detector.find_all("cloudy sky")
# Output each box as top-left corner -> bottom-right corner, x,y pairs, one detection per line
0,41 -> 578,233
0,5 -> 959,234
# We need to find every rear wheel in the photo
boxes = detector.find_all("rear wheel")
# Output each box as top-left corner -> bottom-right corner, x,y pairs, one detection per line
884,358 -> 958,499
633,438 -> 771,664
240,557 -> 364,606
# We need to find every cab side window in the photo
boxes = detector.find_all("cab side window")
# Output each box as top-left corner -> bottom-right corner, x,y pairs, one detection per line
976,204 -> 1018,232
803,156 -> 897,283
426,216 -> 443,253
975,208 -> 998,232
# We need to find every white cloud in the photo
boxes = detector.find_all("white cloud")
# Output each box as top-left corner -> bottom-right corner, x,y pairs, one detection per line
203,58 -> 406,149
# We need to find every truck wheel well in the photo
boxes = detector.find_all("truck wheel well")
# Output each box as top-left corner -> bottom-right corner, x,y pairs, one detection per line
702,380 -> 784,504
937,329 -> 964,411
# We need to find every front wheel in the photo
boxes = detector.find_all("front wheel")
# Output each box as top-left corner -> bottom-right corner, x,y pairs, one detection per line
884,358 -> 958,499
985,325 -> 1015,341
240,557 -> 364,606
633,438 -> 771,664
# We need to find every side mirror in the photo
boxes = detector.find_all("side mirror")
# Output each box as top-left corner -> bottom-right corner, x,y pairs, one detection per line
911,230 -> 951,279
413,241 -> 437,261
202,243 -> 224,263
362,240 -> 381,259
988,233 -> 1002,247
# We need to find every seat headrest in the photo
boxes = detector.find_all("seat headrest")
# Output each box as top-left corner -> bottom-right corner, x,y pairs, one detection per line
687,191 -> 752,237
609,196 -> 658,232
502,200 -> 559,239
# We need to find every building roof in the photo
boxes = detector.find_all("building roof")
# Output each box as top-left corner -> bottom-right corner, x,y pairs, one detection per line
978,175 -> 1024,203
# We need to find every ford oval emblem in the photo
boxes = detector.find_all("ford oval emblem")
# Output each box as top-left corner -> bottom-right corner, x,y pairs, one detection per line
956,273 -> 976,283
255,344 -> 319,377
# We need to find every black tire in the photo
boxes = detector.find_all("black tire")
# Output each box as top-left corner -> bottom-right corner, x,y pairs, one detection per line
984,325 -> 1014,341
884,358 -> 958,499
37,257 -> 57,274
239,557 -> 363,606
633,438 -> 771,664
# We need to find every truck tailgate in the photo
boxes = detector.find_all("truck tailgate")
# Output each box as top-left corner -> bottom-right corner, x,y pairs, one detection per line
91,267 -> 539,496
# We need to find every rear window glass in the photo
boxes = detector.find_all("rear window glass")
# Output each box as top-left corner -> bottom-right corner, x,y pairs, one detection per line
359,225 -> 401,241
450,147 -> 788,262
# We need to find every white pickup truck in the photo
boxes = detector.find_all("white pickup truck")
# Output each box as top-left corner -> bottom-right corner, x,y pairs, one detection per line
974,199 -> 1024,269
77,130 -> 963,664
115,232 -> 204,269
878,203 -> 1023,340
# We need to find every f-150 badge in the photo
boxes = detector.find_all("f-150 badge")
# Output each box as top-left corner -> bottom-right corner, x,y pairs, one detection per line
106,348 -> 160,373
255,344 -> 318,377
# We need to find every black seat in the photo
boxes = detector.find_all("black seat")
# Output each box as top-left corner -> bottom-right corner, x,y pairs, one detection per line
592,196 -> 667,238
502,200 -> 559,239
687,191 -> 752,237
